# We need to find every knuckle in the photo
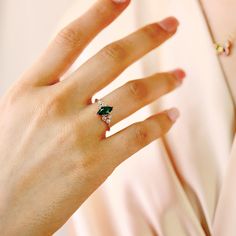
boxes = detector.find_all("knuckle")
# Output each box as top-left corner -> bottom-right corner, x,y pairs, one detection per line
127,80 -> 148,100
56,26 -> 83,49
41,95 -> 65,118
166,75 -> 177,91
102,41 -> 127,62
133,123 -> 149,147
5,82 -> 29,106
154,117 -> 165,134
141,23 -> 161,40
93,4 -> 109,24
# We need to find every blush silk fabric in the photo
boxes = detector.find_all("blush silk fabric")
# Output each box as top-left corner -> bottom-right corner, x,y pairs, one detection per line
1,0 -> 236,235
59,1 -> 236,235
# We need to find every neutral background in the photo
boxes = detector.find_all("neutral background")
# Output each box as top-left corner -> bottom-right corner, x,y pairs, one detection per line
1,1 -> 236,235
0,1 -> 75,235
0,0 -> 72,94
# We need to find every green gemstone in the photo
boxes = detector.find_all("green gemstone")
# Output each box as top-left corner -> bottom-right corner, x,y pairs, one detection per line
97,106 -> 113,115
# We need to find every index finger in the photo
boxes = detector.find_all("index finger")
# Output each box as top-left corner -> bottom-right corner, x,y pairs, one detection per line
26,0 -> 130,86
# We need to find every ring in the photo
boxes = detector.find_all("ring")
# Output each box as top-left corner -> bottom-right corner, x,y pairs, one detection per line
95,98 -> 113,131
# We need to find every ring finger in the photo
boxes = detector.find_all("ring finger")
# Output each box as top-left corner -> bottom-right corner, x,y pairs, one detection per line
87,69 -> 185,134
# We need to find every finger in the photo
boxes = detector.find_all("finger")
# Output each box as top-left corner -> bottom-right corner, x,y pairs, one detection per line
102,69 -> 185,127
86,69 -> 185,135
26,0 -> 130,86
101,108 -> 180,166
65,16 -> 179,102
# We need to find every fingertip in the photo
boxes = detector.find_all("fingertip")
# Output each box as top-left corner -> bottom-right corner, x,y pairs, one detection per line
158,16 -> 179,33
171,69 -> 186,79
166,107 -> 180,122
170,68 -> 186,86
111,0 -> 131,7
111,0 -> 130,4
107,0 -> 131,14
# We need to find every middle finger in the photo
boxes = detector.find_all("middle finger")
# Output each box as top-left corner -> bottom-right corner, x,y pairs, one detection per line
64,16 -> 179,103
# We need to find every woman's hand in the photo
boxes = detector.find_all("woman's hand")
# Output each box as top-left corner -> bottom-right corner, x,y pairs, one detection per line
0,0 -> 185,235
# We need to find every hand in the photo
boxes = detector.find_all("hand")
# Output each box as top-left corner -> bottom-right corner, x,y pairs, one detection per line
0,0 -> 185,235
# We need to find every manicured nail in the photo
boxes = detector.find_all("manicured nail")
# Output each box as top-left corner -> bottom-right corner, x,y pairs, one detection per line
166,108 -> 180,122
159,17 -> 179,33
112,0 -> 127,3
171,69 -> 186,86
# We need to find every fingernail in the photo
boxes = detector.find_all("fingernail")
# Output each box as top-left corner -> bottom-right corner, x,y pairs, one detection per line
171,69 -> 186,86
166,108 -> 180,122
112,0 -> 127,3
159,17 -> 179,33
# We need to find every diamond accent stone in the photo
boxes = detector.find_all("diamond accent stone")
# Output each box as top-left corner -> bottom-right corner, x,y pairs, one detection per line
96,99 -> 113,130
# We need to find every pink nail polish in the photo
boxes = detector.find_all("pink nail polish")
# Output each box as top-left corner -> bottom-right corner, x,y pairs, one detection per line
166,108 -> 180,122
112,0 -> 127,3
171,69 -> 186,86
159,17 -> 179,33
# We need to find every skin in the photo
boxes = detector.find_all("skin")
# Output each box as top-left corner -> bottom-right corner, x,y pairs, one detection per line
0,0 -> 185,235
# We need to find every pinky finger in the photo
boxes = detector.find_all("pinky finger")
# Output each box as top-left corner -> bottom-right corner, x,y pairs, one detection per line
102,107 -> 180,166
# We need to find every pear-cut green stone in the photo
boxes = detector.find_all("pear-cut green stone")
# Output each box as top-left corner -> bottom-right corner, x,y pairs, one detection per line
97,106 -> 113,115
